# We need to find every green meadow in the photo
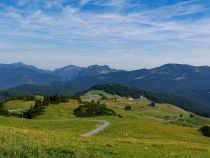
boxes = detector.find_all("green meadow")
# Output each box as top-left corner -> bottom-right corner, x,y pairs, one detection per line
0,90 -> 210,158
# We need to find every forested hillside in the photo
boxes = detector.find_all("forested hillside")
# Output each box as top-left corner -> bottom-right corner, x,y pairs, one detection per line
90,84 -> 210,117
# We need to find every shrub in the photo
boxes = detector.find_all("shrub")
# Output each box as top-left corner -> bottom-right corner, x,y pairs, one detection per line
125,105 -> 132,111
118,114 -> 123,118
190,114 -> 194,118
149,102 -> 156,107
74,101 -> 116,117
200,126 -> 210,137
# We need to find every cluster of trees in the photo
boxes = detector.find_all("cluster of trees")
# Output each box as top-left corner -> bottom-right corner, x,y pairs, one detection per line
92,83 -> 210,117
74,100 -> 116,117
0,102 -> 9,116
44,95 -> 69,104
23,100 -> 48,119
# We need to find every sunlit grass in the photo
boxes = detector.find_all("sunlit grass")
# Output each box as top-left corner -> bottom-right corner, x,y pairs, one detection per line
4,100 -> 35,111
0,91 -> 210,157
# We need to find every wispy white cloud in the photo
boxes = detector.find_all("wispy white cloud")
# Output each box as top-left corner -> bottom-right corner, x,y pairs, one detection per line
80,0 -> 94,6
80,0 -> 130,7
0,0 -> 210,69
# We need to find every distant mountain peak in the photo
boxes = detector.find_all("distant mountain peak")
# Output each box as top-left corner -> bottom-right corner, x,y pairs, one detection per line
0,62 -> 39,70
53,64 -> 122,81
53,65 -> 85,81
155,63 -> 194,69
77,64 -> 119,77
54,65 -> 85,72
14,62 -> 24,65
0,62 -> 27,66
88,64 -> 110,69
0,62 -> 60,89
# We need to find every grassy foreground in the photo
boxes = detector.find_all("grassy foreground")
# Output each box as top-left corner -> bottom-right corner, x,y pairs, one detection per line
0,91 -> 210,157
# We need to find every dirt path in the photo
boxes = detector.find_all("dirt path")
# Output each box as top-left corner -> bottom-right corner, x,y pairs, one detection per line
81,120 -> 110,137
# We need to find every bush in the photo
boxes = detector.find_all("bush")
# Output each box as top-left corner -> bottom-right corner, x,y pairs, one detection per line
74,101 -> 116,117
125,105 -> 132,111
190,114 -> 194,118
200,126 -> 210,137
149,102 -> 156,107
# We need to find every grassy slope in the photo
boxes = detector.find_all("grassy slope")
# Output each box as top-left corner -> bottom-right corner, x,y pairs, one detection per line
4,100 -> 35,110
0,91 -> 210,157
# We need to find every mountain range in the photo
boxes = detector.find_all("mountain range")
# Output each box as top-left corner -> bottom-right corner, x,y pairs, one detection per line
0,62 -> 59,89
1,62 -> 210,116
0,62 -> 120,89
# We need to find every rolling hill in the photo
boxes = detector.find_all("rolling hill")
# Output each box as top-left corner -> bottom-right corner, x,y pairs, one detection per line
2,83 -> 209,117
1,87 -> 210,157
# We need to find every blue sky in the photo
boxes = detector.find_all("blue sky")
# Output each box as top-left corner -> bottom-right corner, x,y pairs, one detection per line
0,0 -> 210,70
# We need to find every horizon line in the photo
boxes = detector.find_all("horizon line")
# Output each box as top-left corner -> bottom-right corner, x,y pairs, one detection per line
0,61 -> 210,71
